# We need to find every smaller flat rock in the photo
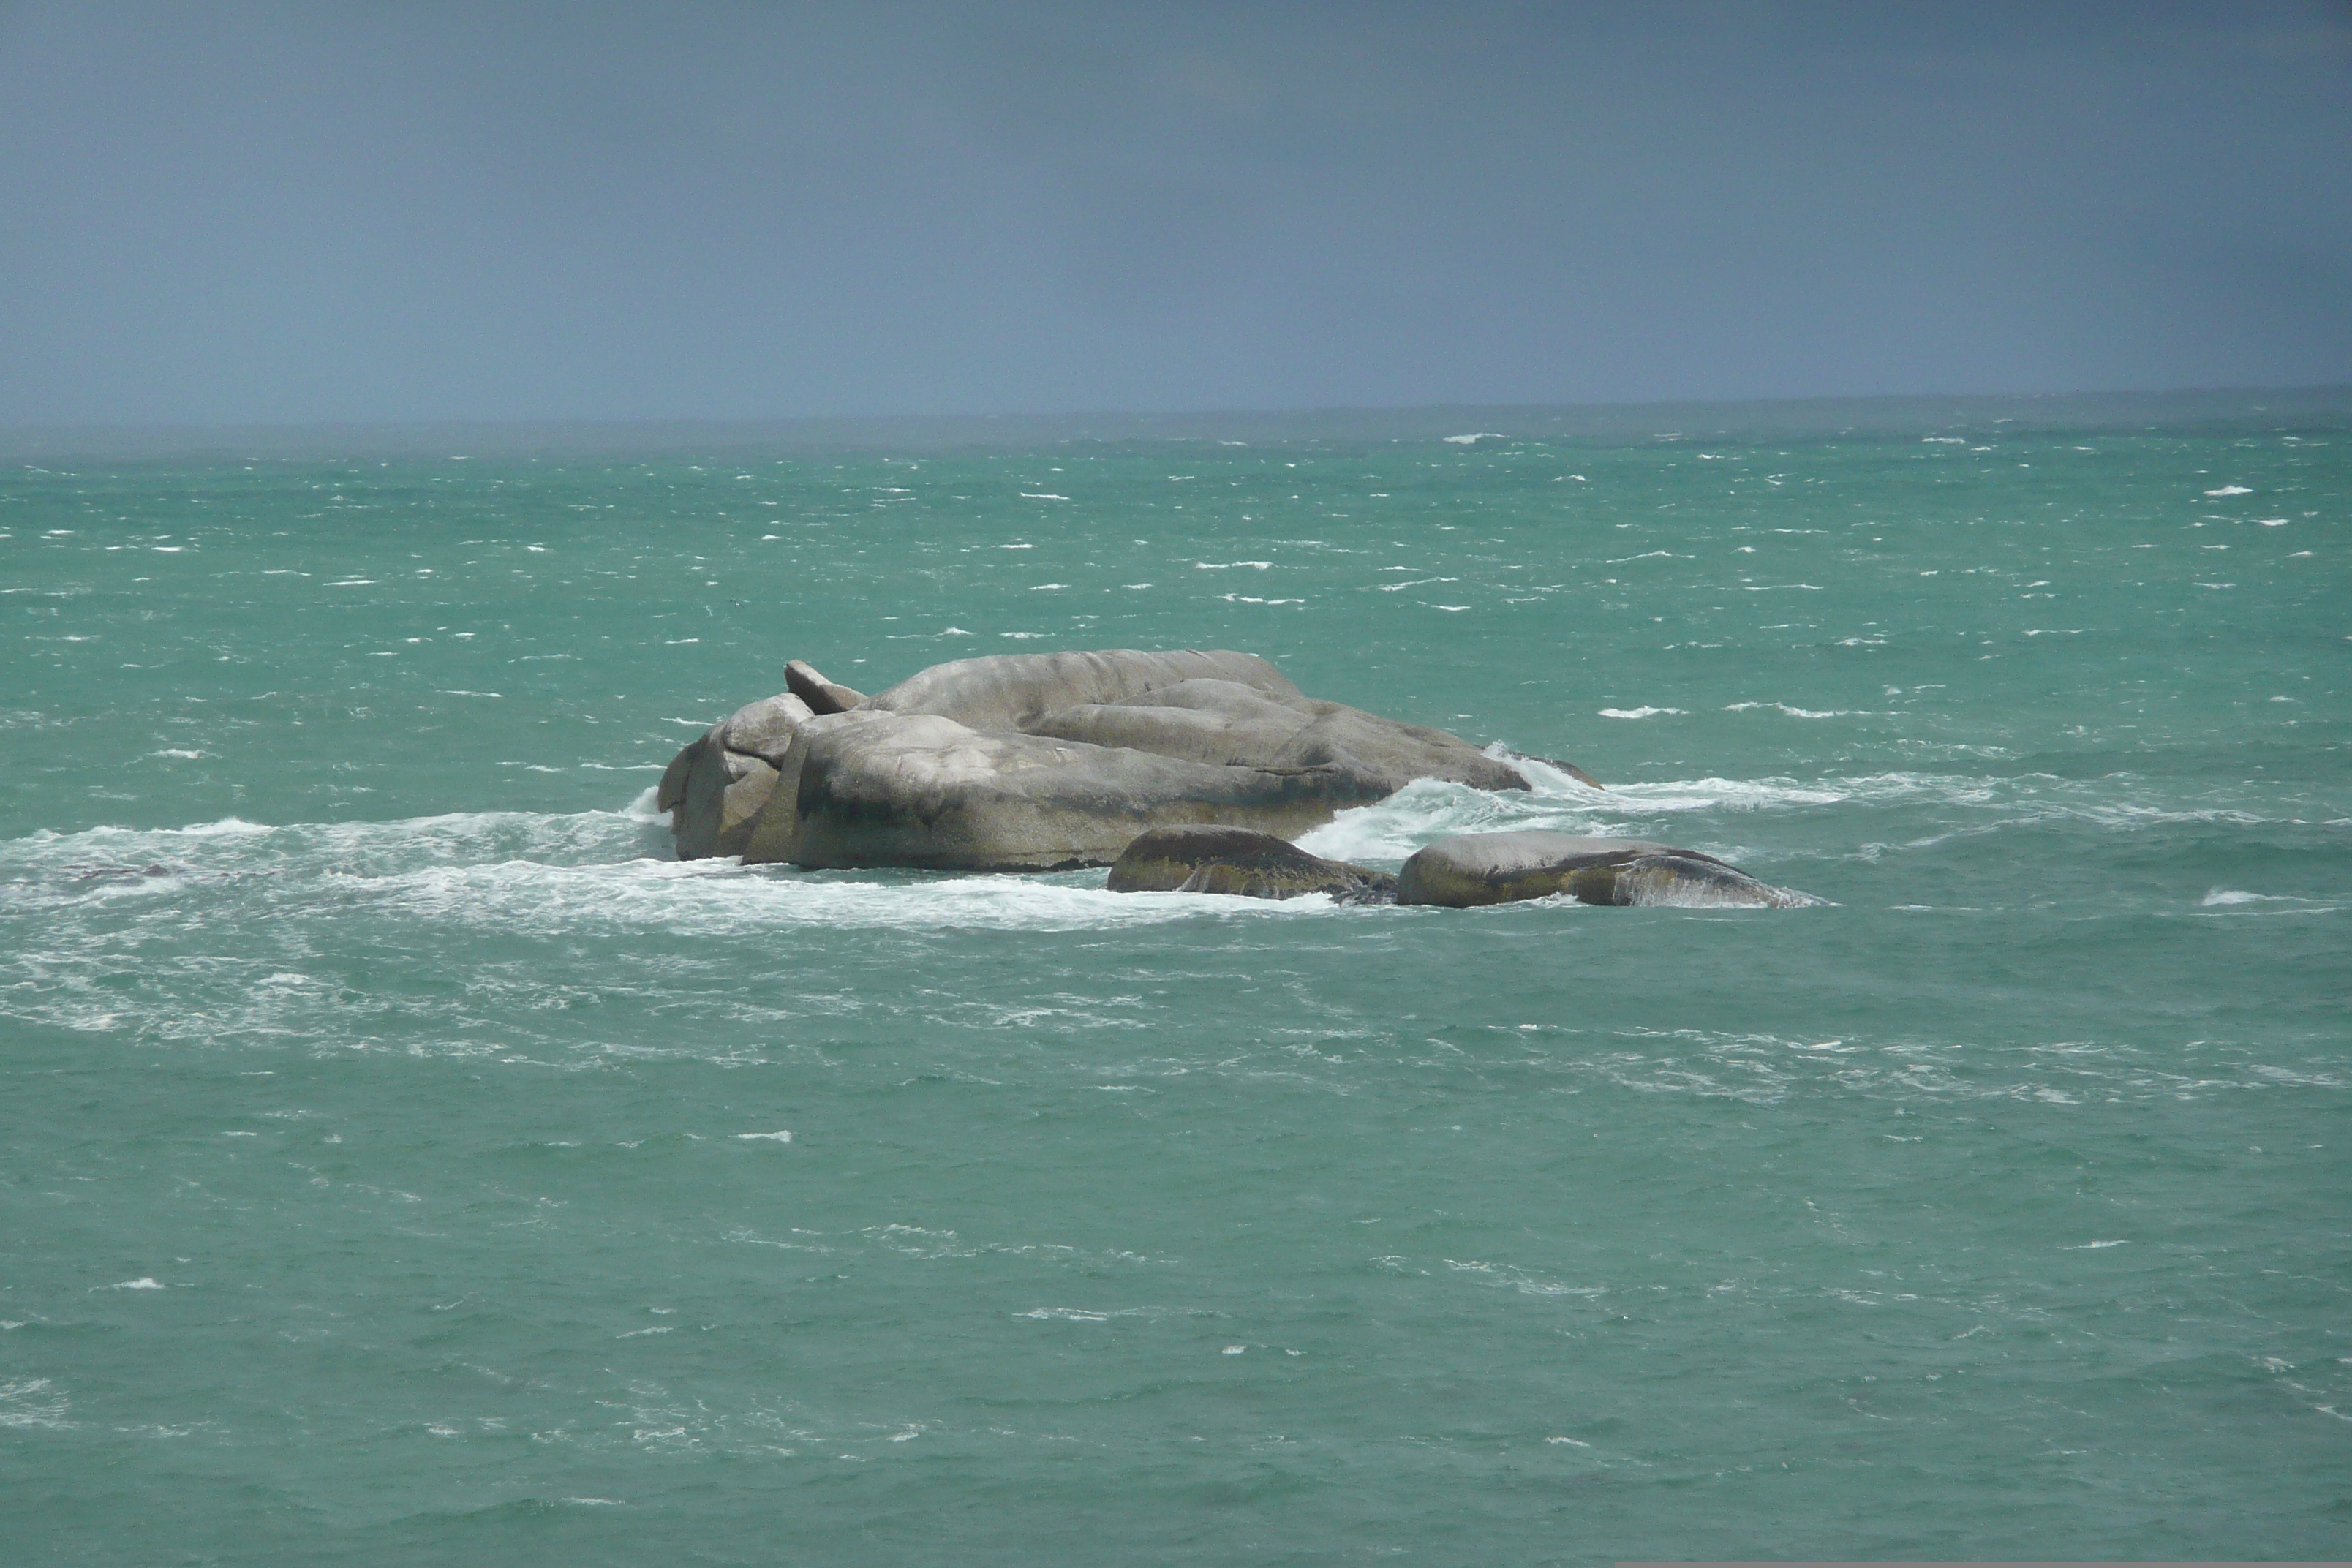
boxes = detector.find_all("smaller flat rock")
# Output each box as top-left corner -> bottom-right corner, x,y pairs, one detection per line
1396,830 -> 1811,908
1107,825 -> 1398,904
785,660 -> 867,715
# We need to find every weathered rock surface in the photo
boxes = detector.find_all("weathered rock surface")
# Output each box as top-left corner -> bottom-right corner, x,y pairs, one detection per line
663,648 -> 1597,870
1106,826 -> 1397,903
656,730 -> 706,814
1395,830 -> 1814,908
863,649 -> 1301,731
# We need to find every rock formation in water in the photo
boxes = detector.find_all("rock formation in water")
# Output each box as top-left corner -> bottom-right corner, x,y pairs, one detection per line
1106,825 -> 1398,903
1395,830 -> 1814,908
660,649 -> 1548,870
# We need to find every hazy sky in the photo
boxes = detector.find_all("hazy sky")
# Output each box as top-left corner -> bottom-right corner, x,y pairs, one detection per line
4,1 -> 2348,424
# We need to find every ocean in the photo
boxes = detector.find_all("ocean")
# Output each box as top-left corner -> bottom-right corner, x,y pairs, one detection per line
3,401 -> 2346,1564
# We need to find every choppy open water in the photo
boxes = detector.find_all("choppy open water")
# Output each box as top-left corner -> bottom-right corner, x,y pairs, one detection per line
3,411 -> 2347,1564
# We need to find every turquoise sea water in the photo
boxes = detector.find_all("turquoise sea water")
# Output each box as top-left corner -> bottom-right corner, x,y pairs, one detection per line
3,411 -> 2347,1564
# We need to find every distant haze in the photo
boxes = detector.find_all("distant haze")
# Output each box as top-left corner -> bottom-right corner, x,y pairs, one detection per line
3,1 -> 2348,426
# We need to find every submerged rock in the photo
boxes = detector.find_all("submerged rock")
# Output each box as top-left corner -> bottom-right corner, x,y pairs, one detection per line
664,649 -> 1583,869
1395,830 -> 1814,908
1107,826 -> 1397,903
1502,750 -> 1605,790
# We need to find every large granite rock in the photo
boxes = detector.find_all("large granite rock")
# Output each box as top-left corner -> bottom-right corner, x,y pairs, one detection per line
1395,831 -> 1814,908
663,648 -> 1587,870
762,712 -> 1391,870
1106,826 -> 1397,903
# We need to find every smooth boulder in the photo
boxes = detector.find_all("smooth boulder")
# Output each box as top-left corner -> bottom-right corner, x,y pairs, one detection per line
723,692 -> 815,766
1396,831 -> 1813,908
1028,677 -> 1526,794
1106,826 -> 1397,903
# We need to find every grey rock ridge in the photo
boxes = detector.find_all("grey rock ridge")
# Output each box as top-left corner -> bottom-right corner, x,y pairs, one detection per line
1106,826 -> 1397,903
660,649 -> 1554,870
1395,831 -> 1816,908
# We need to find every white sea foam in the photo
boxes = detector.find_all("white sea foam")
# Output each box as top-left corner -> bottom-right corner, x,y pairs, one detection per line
2203,485 -> 2252,497
2191,889 -> 2334,912
1724,702 -> 1863,718
1598,706 -> 1682,719
1442,433 -> 1504,444
1445,1259 -> 1607,1297
0,1378 -> 72,1430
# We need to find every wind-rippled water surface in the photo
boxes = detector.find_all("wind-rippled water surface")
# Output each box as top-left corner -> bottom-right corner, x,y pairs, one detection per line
3,418 -> 2347,1564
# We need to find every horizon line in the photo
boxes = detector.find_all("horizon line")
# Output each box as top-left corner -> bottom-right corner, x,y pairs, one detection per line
8,383 -> 2351,459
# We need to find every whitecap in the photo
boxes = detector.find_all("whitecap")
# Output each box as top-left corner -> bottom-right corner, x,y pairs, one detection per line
1442,433 -> 1504,444
0,1379 -> 71,1430
1598,706 -> 1682,719
2203,484 -> 2252,496
1724,702 -> 1863,719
